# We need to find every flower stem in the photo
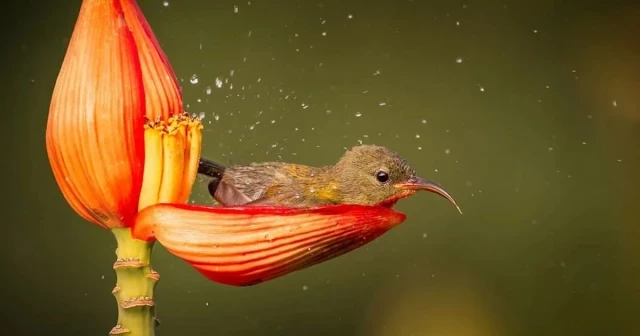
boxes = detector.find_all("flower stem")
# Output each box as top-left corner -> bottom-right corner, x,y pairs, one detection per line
110,228 -> 159,336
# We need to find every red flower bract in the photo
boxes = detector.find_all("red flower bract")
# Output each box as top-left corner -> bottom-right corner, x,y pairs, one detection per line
133,204 -> 407,286
46,0 -> 186,229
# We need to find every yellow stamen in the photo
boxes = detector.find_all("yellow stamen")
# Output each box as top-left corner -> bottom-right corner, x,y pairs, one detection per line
179,119 -> 203,203
138,113 -> 203,209
157,117 -> 185,203
138,122 -> 164,211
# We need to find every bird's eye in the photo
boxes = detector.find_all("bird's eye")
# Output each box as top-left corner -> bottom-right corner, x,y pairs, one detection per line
376,170 -> 390,183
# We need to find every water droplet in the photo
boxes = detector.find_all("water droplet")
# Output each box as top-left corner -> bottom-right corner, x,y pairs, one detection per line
456,21 -> 460,26
355,112 -> 362,117
373,70 -> 381,76
417,146 -> 422,150
421,119 -> 427,124
189,74 -> 199,84
548,147 -> 554,151
302,285 -> 308,291
162,1 -> 169,7
415,134 -> 420,138
612,100 -> 617,107
321,32 -> 327,36
348,14 -> 354,19
233,5 -> 239,13
205,302 -> 209,306
205,86 -> 212,95
379,101 -> 387,106
455,57 -> 463,63
533,29 -> 538,33
445,148 -> 451,154
214,114 -> 220,121
198,112 -> 205,120
422,233 -> 427,238
479,86 -> 485,92
215,77 -> 223,88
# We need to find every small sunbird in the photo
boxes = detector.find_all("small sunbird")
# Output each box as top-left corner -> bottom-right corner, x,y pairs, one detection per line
197,144 -> 462,213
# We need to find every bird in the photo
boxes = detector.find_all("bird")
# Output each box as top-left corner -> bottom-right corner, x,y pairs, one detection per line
197,144 -> 462,213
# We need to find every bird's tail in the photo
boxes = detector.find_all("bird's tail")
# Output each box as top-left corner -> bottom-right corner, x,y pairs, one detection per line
198,157 -> 226,178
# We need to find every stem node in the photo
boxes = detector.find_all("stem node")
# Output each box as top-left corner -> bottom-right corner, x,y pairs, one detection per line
109,325 -> 131,335
111,228 -> 158,336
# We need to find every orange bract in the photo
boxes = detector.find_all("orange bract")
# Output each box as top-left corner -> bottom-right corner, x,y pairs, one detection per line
46,0 -> 145,228
133,204 -> 407,286
120,0 -> 183,121
46,0 -> 187,229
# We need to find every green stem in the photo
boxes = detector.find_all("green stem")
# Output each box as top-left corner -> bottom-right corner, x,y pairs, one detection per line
110,228 -> 159,336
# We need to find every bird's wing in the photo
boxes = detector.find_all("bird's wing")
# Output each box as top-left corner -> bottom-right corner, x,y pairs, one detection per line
240,187 -> 309,207
197,158 -> 286,206
213,179 -> 254,206
216,163 -> 298,206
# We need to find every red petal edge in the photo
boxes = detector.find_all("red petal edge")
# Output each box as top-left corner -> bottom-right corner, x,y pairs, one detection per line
133,204 -> 406,286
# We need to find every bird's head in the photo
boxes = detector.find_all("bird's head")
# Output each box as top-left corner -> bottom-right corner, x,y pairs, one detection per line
331,145 -> 462,213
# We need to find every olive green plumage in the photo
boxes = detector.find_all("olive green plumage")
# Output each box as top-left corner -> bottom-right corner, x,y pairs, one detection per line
198,144 -> 461,213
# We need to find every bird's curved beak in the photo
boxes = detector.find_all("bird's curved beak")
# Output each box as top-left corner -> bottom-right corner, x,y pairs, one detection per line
394,177 -> 463,214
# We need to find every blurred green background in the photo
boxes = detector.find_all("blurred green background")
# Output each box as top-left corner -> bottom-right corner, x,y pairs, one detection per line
3,0 -> 639,335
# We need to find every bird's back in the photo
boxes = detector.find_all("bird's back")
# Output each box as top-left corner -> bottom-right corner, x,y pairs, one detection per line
221,162 -> 289,202
218,162 -> 333,207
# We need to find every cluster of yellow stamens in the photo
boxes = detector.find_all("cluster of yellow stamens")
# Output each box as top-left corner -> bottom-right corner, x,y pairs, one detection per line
138,113 -> 203,211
